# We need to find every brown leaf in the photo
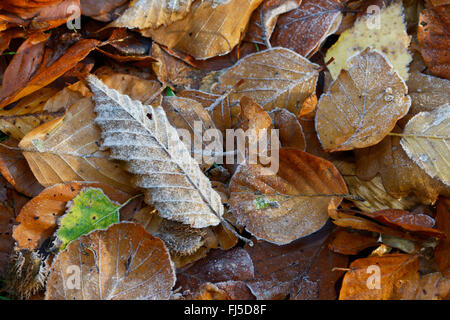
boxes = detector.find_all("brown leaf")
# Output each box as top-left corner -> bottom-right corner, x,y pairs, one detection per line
45,222 -> 176,300
141,0 -> 263,59
328,228 -> 379,255
435,197 -> 450,278
339,254 -> 419,300
13,182 -> 141,250
214,47 -> 319,115
418,4 -> 450,79
0,87 -> 63,140
80,0 -> 129,22
151,43 -> 207,90
271,0 -> 344,57
0,137 -> 43,197
245,223 -> 348,300
355,128 -> 450,204
245,0 -> 301,45
268,108 -> 305,150
315,48 -> 411,151
0,36 -> 99,108
193,281 -> 255,300
229,148 -> 348,244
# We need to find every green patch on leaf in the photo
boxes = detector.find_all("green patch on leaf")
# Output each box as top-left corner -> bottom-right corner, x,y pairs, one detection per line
56,188 -> 121,251
254,197 -> 280,210
164,86 -> 175,96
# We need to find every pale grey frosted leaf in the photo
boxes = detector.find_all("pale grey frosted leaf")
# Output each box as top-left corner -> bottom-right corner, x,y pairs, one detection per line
88,75 -> 223,228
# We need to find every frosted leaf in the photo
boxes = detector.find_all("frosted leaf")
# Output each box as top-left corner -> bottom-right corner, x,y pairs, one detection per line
111,0 -> 194,29
315,48 -> 411,151
141,0 -> 263,59
229,148 -> 347,245
88,75 -> 224,228
214,47 -> 319,115
45,222 -> 176,300
400,104 -> 450,186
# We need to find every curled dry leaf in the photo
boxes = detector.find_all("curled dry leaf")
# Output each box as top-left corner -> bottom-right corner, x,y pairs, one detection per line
214,47 -> 319,115
328,228 -> 379,255
325,0 -> 411,81
13,182 -> 140,250
316,48 -> 411,152
229,148 -> 348,245
417,4 -> 450,79
151,43 -> 207,90
19,97 -> 135,194
435,197 -> 450,278
355,127 -> 450,204
88,75 -> 224,228
356,209 -> 443,239
339,254 -> 419,300
45,222 -> 176,300
141,0 -> 263,59
111,0 -> 194,29
0,35 -> 100,108
245,0 -> 301,46
0,138 -> 43,197
400,104 -> 450,186
244,223 -> 348,300
268,108 -> 306,150
271,0 -> 344,58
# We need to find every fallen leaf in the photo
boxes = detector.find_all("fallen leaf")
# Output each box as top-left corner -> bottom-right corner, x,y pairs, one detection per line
328,228 -> 379,255
56,187 -> 124,250
326,0 -> 411,81
417,4 -> 450,79
355,127 -> 450,204
151,43 -> 207,90
316,48 -> 411,151
229,148 -> 348,244
244,222 -> 348,300
339,254 -> 419,300
0,137 -> 43,197
45,222 -> 176,300
88,75 -> 224,228
19,97 -> 135,193
271,0 -> 344,58
141,0 -> 263,59
13,182 -> 140,250
400,104 -> 450,186
0,36 -> 100,108
111,0 -> 194,29
161,95 -> 222,167
0,87 -> 63,140
214,47 -> 319,115
268,108 -> 305,150
401,71 -> 450,127
245,0 -> 301,46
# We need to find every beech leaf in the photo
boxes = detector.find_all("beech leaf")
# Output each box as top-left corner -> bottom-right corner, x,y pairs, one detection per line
88,75 -> 224,228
